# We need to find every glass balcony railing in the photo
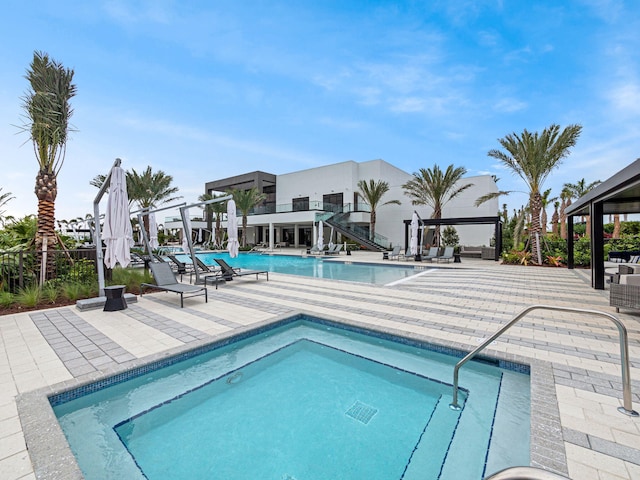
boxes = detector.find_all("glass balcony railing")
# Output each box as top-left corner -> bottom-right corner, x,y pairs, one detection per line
164,202 -> 371,223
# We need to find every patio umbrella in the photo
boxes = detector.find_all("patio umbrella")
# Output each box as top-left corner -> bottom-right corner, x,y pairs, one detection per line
328,226 -> 335,250
198,228 -> 203,244
148,212 -> 159,250
317,220 -> 324,250
410,212 -> 419,256
102,165 -> 133,268
181,209 -> 192,253
227,199 -> 239,258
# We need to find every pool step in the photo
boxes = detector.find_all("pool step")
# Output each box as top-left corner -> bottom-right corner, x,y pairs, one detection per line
401,396 -> 463,480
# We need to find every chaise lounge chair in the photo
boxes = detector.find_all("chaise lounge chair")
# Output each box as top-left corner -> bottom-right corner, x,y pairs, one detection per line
435,246 -> 455,263
324,244 -> 343,255
386,245 -> 401,260
141,262 -> 208,308
213,258 -> 269,282
422,247 -> 440,262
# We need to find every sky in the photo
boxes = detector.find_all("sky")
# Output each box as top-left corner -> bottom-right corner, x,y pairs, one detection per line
1,0 -> 639,224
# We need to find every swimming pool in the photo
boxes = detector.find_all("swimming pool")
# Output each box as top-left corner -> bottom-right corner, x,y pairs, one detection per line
50,314 -> 530,479
175,252 -> 430,285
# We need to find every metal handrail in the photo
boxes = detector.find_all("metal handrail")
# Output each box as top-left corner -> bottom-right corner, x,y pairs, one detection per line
449,305 -> 638,417
484,466 -> 570,479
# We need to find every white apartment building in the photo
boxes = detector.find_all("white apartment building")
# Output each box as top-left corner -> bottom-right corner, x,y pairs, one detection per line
185,159 -> 499,250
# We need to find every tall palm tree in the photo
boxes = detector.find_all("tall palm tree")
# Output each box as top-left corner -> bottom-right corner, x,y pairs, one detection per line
551,200 -> 560,237
487,124 -> 582,263
126,167 -> 181,234
198,192 -> 227,247
402,164 -> 473,246
357,179 -> 401,241
559,187 -> 572,240
20,51 -> 76,278
229,188 -> 266,247
563,178 -> 601,238
540,188 -> 556,234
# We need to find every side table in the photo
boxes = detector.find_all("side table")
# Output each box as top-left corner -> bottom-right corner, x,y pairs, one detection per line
104,285 -> 127,311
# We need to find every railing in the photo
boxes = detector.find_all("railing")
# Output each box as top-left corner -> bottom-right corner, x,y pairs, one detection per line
0,248 -> 102,292
328,212 -> 390,248
484,466 -> 570,479
450,305 -> 638,417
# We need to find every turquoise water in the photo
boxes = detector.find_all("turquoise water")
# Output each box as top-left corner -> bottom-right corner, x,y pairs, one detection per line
175,252 -> 428,285
53,318 -> 530,480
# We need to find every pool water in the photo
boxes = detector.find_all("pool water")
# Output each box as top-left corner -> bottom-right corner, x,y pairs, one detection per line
52,316 -> 530,480
175,252 -> 429,285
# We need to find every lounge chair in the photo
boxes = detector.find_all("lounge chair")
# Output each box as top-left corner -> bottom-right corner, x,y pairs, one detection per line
386,245 -> 401,260
422,247 -> 440,262
141,262 -> 207,308
213,258 -> 269,282
307,245 -> 324,255
188,256 -> 225,286
324,244 -> 343,255
435,246 -> 455,263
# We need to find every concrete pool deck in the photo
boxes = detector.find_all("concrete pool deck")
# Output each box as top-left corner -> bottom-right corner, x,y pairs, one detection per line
1,252 -> 639,479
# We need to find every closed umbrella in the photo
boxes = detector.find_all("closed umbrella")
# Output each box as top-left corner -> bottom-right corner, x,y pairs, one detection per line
317,221 -> 324,250
148,212 -> 159,250
182,209 -> 192,253
198,228 -> 203,244
328,226 -> 335,250
227,199 -> 239,258
410,212 -> 419,256
102,165 -> 133,268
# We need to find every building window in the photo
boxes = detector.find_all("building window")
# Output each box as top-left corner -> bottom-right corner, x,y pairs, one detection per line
323,193 -> 343,213
293,197 -> 309,211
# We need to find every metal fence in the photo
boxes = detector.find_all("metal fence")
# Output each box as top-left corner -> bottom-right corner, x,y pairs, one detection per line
0,248 -> 102,293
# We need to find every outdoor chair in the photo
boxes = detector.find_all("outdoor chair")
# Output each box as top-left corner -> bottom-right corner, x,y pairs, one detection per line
325,244 -> 343,255
214,258 -> 269,282
435,246 -> 455,263
610,265 -> 640,312
189,256 -> 225,286
308,245 -> 324,255
422,247 -> 440,262
141,262 -> 207,308
386,245 -> 401,260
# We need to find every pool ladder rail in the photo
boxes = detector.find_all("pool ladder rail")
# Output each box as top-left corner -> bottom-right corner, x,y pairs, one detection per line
484,466 -> 571,479
449,304 -> 639,417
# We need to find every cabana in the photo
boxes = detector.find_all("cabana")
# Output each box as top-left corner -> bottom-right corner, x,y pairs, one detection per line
566,158 -> 640,289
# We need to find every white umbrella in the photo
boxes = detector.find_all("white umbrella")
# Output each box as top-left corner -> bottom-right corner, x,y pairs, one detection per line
328,226 -> 335,250
182,208 -> 192,253
227,199 -> 239,258
102,166 -> 133,268
317,220 -> 324,250
198,228 -> 203,244
410,212 -> 419,256
148,212 -> 159,250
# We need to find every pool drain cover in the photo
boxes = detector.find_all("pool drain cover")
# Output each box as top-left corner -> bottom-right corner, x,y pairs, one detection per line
345,401 -> 378,424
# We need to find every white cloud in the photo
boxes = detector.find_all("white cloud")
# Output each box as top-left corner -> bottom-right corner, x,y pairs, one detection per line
493,97 -> 527,113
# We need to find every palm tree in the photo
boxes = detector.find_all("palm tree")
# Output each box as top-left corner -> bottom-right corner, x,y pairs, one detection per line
198,192 -> 227,247
402,164 -> 473,245
126,167 -> 181,234
20,51 -> 76,278
551,200 -> 560,237
563,178 -> 601,238
540,188 -> 556,234
559,187 -> 572,240
229,188 -> 266,247
0,188 -> 14,226
357,179 -> 401,241
486,124 -> 582,263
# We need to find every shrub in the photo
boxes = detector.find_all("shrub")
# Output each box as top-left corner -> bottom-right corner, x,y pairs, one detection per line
16,285 -> 41,308
109,267 -> 152,294
42,282 -> 60,304
61,282 -> 83,301
0,291 -> 14,308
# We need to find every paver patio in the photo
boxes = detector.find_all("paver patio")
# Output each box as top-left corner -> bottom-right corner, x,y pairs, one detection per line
1,253 -> 639,479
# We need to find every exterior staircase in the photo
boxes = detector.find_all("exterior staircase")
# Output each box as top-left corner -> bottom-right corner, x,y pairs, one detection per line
323,212 -> 388,252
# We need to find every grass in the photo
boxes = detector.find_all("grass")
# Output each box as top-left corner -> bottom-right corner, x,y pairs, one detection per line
16,284 -> 42,308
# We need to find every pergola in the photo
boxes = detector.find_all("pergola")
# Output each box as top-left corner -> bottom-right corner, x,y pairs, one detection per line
566,158 -> 640,289
402,216 -> 502,261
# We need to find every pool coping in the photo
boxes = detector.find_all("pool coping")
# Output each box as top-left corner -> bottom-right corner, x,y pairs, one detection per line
16,310 -> 568,479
